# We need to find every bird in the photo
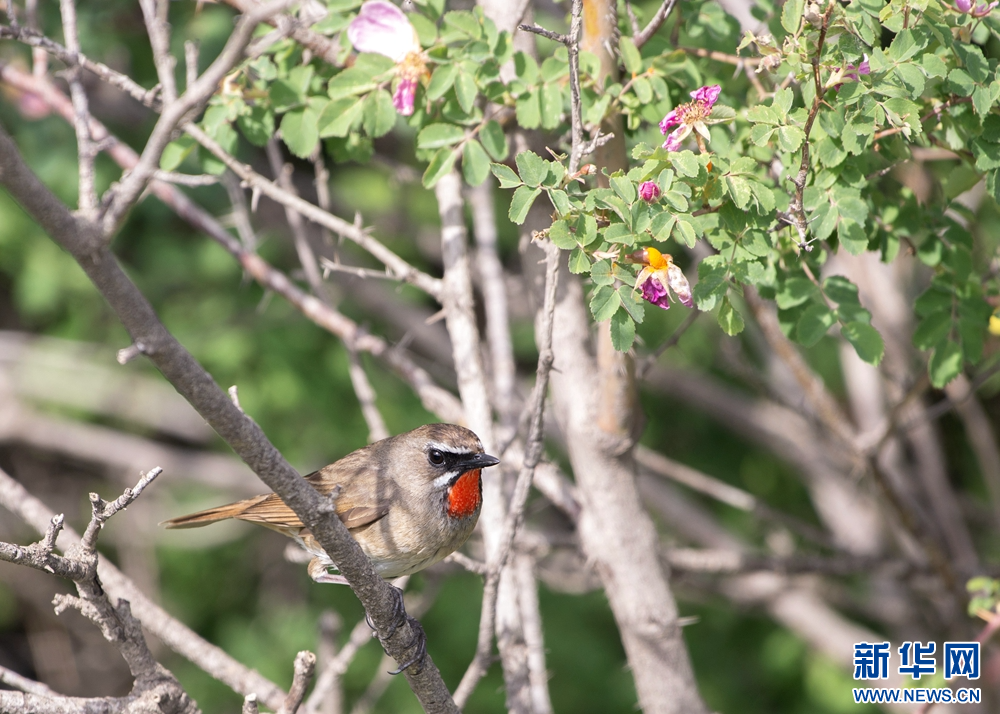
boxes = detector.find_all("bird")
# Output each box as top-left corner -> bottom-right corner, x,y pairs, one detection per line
162,423 -> 500,585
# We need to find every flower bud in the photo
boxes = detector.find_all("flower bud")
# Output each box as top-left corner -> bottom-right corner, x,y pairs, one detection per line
638,181 -> 661,202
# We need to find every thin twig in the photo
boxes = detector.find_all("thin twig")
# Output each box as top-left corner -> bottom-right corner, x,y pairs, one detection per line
785,1 -> 836,249
266,138 -> 328,298
634,0 -> 679,48
346,348 -> 389,443
57,0 -> 97,215
637,309 -> 700,379
278,651 -> 316,714
0,63 -> 462,422
188,123 -> 443,299
139,0 -> 176,103
454,240 -> 560,708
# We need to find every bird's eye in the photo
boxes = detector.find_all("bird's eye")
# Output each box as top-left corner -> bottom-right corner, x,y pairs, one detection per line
428,449 -> 445,466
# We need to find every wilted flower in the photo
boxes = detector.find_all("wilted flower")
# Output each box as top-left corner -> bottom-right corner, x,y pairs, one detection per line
827,54 -> 870,89
629,247 -> 693,310
638,181 -> 661,202
660,84 -> 721,153
347,1 -> 425,116
955,0 -> 998,14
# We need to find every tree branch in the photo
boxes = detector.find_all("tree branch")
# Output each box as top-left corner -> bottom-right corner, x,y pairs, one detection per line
0,123 -> 460,714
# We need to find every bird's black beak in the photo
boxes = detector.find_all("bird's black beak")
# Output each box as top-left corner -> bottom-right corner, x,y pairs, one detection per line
458,452 -> 500,470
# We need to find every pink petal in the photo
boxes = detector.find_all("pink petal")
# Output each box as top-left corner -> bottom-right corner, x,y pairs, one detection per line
667,264 -> 693,308
956,0 -> 973,11
348,1 -> 418,63
659,109 -> 679,134
640,275 -> 671,309
662,125 -> 690,151
638,181 -> 660,202
690,84 -> 721,108
393,78 -> 417,116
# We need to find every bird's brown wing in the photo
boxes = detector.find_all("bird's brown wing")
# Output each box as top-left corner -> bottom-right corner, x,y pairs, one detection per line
161,468 -> 389,531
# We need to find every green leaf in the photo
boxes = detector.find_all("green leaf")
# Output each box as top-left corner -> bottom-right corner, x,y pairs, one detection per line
540,83 -> 563,130
777,125 -> 805,152
672,151 -> 699,177
422,147 -> 458,188
837,218 -> 869,256
620,36 -> 642,74
947,68 -> 976,97
568,247 -> 591,273
508,185 -> 541,224
417,123 -> 466,150
590,285 -> 621,322
842,321 -> 885,366
610,176 -> 636,204
928,340 -> 963,387
280,107 -> 319,158
776,277 -> 817,309
547,188 -> 572,216
548,219 -> 575,249
327,65 -> 382,100
513,52 -> 539,84
443,10 -> 482,38
913,311 -> 952,350
674,217 -> 697,247
317,98 -> 363,138
160,136 -> 197,171
726,176 -> 752,209
578,214 -> 599,245
955,42 -> 989,84
462,140 -> 491,186
362,89 -> 396,138
610,309 -> 636,351
894,62 -> 926,98
454,73 -> 478,114
619,286 -> 645,323
480,120 -> 508,160
694,258 -> 728,311
516,91 -> 541,129
271,77 -> 306,112
718,296 -> 745,336
515,151 -> 548,187
773,87 -> 794,117
237,104 -> 275,147
781,0 -> 804,34
591,259 -> 614,286
426,64 -> 458,101
823,276 -> 860,305
797,304 -> 836,346
490,163 -> 521,189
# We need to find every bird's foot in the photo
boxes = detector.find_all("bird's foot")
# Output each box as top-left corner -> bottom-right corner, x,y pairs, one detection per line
365,584 -> 426,675
308,557 -> 348,585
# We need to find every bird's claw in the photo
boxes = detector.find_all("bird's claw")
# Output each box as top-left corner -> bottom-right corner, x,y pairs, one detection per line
365,585 -> 427,675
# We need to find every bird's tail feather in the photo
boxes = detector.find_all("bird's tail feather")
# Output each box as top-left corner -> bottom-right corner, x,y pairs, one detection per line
160,496 -> 268,529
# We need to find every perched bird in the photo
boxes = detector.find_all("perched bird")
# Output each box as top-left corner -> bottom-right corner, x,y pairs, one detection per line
162,423 -> 499,585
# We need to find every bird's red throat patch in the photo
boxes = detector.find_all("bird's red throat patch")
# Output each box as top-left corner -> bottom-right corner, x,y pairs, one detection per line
447,469 -> 482,519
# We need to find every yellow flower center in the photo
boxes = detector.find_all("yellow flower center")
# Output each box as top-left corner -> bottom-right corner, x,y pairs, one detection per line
646,247 -> 670,270
398,51 -> 426,81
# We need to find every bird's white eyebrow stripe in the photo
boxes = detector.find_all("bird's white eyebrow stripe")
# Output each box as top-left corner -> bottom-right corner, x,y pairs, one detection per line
426,441 -> 475,455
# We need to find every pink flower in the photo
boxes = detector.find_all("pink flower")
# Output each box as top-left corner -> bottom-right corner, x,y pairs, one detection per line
638,181 -> 661,202
955,0 -> 998,13
660,84 -> 721,152
828,55 -> 870,89
348,1 -> 425,116
630,247 -> 693,310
